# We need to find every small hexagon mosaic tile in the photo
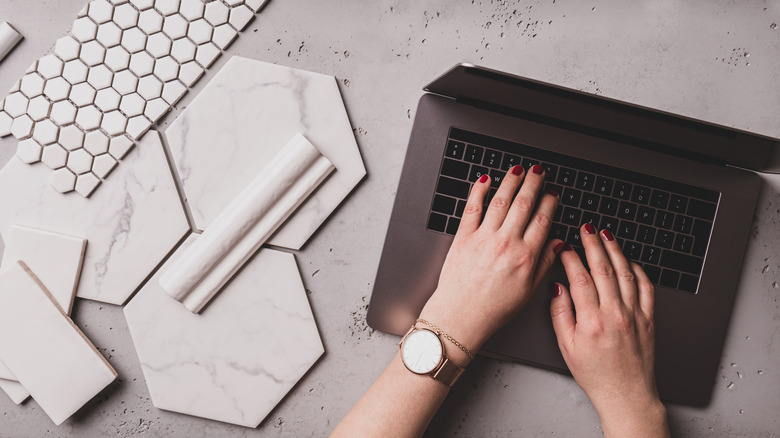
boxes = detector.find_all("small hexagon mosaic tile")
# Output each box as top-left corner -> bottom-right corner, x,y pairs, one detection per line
0,0 -> 268,197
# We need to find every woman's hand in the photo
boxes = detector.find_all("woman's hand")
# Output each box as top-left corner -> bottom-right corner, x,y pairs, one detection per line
419,164 -> 561,361
551,224 -> 670,438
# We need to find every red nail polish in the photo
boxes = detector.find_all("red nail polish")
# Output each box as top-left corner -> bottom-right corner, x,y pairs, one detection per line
531,164 -> 543,175
583,223 -> 595,234
551,283 -> 562,297
546,187 -> 559,197
601,229 -> 614,241
478,174 -> 489,183
511,165 -> 523,176
553,241 -> 565,254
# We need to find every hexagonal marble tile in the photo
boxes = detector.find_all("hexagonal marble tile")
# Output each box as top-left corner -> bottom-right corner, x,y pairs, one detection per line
165,57 -> 366,250
124,235 -> 323,428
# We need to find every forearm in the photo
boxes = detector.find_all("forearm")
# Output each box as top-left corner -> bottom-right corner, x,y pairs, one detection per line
598,397 -> 670,438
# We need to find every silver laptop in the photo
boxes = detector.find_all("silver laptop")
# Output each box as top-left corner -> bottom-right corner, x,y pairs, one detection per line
367,64 -> 777,406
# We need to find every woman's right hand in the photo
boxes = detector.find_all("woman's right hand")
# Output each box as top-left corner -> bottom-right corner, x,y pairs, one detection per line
550,224 -> 670,438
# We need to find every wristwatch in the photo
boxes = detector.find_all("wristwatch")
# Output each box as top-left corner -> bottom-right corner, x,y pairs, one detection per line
398,325 -> 466,387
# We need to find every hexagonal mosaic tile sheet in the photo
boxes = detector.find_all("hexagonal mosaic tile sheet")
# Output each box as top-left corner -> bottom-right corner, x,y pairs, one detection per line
124,234 -> 324,427
0,0 -> 268,197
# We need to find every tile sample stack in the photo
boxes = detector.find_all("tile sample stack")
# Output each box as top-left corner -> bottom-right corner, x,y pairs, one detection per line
0,0 -> 268,197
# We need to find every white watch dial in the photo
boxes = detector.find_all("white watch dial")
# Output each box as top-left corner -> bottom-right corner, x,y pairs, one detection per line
401,329 -> 443,374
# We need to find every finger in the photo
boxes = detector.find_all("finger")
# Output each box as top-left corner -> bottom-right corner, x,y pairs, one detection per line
531,239 -> 565,291
600,229 -> 637,306
580,223 -> 621,307
457,174 -> 491,234
631,262 -> 655,318
521,187 -> 560,249
502,164 -> 546,232
481,165 -> 525,231
560,244 -> 600,311
550,282 -> 576,349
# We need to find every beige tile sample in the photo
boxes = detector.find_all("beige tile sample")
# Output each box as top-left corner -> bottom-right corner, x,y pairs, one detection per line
0,378 -> 28,405
0,262 -> 117,425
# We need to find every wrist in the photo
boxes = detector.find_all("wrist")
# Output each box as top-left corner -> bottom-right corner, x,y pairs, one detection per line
597,395 -> 668,438
415,312 -> 479,368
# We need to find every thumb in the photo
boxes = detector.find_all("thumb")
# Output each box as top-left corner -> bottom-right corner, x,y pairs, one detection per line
550,282 -> 575,346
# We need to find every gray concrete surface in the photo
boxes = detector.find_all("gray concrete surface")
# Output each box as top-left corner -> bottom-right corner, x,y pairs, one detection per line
1,0 -> 779,436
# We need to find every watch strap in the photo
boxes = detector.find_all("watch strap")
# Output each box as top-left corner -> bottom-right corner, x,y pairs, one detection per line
429,357 -> 465,387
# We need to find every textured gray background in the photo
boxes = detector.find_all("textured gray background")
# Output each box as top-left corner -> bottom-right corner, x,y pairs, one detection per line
0,0 -> 779,436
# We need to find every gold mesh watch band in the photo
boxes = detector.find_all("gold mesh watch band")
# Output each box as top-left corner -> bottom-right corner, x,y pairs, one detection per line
430,357 -> 466,387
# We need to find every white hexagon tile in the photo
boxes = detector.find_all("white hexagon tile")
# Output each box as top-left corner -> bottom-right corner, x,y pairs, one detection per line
0,0 -> 269,197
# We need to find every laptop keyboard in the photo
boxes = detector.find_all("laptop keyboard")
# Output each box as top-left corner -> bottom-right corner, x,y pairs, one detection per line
427,128 -> 720,294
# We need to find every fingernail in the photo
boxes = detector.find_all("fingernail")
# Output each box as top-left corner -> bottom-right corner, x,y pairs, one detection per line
531,164 -> 543,175
478,174 -> 489,183
551,283 -> 562,297
546,187 -> 559,197
601,229 -> 614,241
553,241 -> 565,254
511,165 -> 523,176
583,223 -> 595,235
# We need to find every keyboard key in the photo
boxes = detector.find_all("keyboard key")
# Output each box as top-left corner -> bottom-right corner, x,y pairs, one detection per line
650,190 -> 669,209
523,159 -> 540,172
691,219 -> 713,257
687,198 -> 717,219
654,230 -> 674,249
576,172 -> 595,191
554,204 -> 563,222
455,199 -> 466,217
557,167 -> 576,186
624,241 -> 643,261
580,192 -> 600,211
598,197 -> 619,216
567,226 -> 582,246
660,269 -> 680,289
617,201 -> 637,220
446,217 -> 461,235
582,212 -> 600,226
643,265 -> 662,284
655,211 -> 675,229
678,274 -> 699,293
468,165 -> 490,182
594,177 -> 614,196
544,183 -> 563,198
488,169 -> 504,187
464,145 -> 484,164
541,163 -> 558,182
636,206 -> 656,225
673,234 -> 693,253
436,176 -> 470,199
427,212 -> 448,232
617,221 -> 637,240
673,215 -> 693,234
613,181 -> 633,200
432,194 -> 457,215
562,188 -> 582,206
669,194 -> 688,213
562,207 -> 582,226
599,216 -> 619,232
501,153 -> 522,171
631,185 -> 651,205
441,158 -> 470,180
445,140 -> 465,159
550,223 -> 568,241
660,250 -> 703,275
482,150 -> 503,168
641,245 -> 661,264
636,225 -> 656,244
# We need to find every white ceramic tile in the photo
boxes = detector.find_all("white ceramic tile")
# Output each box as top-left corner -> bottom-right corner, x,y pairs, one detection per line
179,0 -> 205,20
32,119 -> 58,145
0,225 -> 87,316
245,0 -> 268,13
26,96 -> 52,121
177,61 -> 203,87
170,37 -> 196,63
154,56 -> 180,82
162,14 -> 188,39
83,130 -> 110,155
143,97 -> 168,122
57,125 -> 85,151
71,16 -> 98,43
137,8 -> 163,33
24,60 -> 38,74
41,144 -> 69,169
75,105 -> 103,130
87,64 -> 114,90
160,134 -> 334,313
54,36 -> 81,61
3,92 -> 28,117
43,76 -> 71,101
129,51 -> 155,76
194,42 -> 220,68
96,21 -> 122,48
204,1 -> 229,26
104,46 -> 131,71
228,4 -> 254,31
145,32 -> 172,58
165,57 -> 367,249
126,114 -> 152,139
16,138 -> 43,164
10,115 -> 34,139
112,70 -> 138,95
187,19 -> 212,45
62,59 -> 89,84
0,378 -> 29,405
211,23 -> 237,50
69,82 -> 98,107
224,0 -> 244,7
37,54 -> 64,79
155,0 -> 180,16
108,134 -> 133,159
95,87 -> 121,111
75,172 -> 101,197
91,153 -> 118,178
120,93 -> 145,117
0,112 -> 12,136
79,40 -> 106,66
50,101 -> 78,125
137,75 -> 163,100
125,237 -> 323,427
113,3 -> 139,29
101,110 -> 128,136
130,0 -> 154,11
0,130 -> 189,304
50,168 -> 77,193
67,148 -> 94,174
20,73 -> 45,98
120,27 -> 147,53
161,79 -> 186,105
0,262 -> 117,425
87,0 -> 115,24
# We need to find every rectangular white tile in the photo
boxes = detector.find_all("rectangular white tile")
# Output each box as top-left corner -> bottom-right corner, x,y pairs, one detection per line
0,378 -> 28,404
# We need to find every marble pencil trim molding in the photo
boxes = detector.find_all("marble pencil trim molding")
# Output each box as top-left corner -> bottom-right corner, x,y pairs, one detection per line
159,133 -> 335,313
0,22 -> 23,62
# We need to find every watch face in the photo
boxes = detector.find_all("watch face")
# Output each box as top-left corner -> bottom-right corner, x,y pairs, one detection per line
401,329 -> 443,374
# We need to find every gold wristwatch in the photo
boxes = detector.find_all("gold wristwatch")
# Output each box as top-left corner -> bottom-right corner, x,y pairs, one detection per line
398,322 -> 467,387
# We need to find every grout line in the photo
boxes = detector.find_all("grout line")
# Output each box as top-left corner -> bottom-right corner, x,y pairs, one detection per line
155,128 -> 200,233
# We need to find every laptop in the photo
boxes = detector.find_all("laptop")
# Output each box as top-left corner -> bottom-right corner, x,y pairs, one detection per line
367,64 -> 777,406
